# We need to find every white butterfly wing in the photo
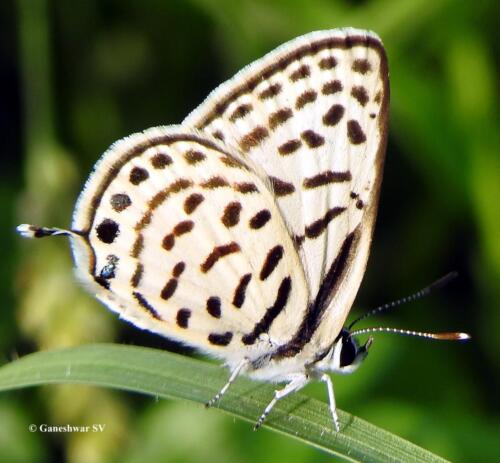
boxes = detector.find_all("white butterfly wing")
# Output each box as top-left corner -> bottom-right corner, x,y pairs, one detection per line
184,28 -> 389,357
70,126 -> 309,363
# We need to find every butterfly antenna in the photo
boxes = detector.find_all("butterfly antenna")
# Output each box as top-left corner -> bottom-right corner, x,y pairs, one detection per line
347,272 -> 459,331
16,224 -> 75,239
350,327 -> 470,341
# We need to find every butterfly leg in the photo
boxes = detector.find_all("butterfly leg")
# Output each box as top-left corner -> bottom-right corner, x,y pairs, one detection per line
254,374 -> 309,430
205,358 -> 249,408
320,373 -> 340,432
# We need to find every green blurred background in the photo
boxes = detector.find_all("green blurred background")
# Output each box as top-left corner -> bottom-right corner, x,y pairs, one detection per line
2,0 -> 499,462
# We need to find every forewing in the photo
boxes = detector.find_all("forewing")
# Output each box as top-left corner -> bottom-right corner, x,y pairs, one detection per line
70,127 -> 309,361
184,28 -> 389,350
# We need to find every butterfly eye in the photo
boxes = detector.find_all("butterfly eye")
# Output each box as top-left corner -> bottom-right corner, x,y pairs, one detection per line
339,335 -> 358,367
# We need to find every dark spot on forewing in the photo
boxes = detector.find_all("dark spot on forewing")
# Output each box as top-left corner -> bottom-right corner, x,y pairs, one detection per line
269,177 -> 295,196
212,130 -> 225,141
260,245 -> 284,280
201,176 -> 229,189
303,171 -> 351,189
130,263 -> 144,287
290,64 -> 310,81
201,242 -> 240,273
234,182 -> 258,194
249,209 -> 271,229
295,90 -> 317,110
208,331 -> 233,346
110,193 -> 131,212
232,273 -> 252,308
239,126 -> 269,152
269,108 -> 293,130
351,86 -> 369,106
176,309 -> 191,328
301,130 -> 325,148
172,261 -> 186,277
305,207 -> 346,238
318,56 -> 337,69
184,150 -> 206,164
322,80 -> 342,95
151,153 -> 172,169
352,58 -> 372,74
322,104 -> 345,126
222,202 -> 242,227
161,278 -> 178,300
173,220 -> 194,236
96,219 -> 119,244
220,155 -> 244,169
278,139 -> 302,156
131,234 -> 144,258
162,232 -> 175,251
347,120 -> 367,144
229,103 -> 253,122
206,297 -> 222,318
129,167 -> 149,185
133,292 -> 162,320
184,193 -> 204,214
258,83 -> 281,100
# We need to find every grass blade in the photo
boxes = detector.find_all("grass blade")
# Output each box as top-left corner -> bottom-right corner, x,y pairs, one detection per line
0,344 -> 448,462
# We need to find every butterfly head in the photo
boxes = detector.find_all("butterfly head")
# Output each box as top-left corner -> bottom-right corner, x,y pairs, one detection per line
327,329 -> 373,375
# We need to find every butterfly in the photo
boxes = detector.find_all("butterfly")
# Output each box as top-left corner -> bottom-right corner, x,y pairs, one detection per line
17,28 -> 469,431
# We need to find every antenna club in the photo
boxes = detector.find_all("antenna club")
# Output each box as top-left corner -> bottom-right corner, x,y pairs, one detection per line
350,327 -> 471,342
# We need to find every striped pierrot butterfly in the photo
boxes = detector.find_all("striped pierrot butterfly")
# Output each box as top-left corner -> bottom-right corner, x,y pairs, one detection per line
17,28 -> 469,431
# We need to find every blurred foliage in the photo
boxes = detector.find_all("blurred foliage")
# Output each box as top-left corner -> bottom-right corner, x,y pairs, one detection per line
1,0 -> 499,461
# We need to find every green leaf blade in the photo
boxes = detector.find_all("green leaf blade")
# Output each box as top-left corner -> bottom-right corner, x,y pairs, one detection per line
0,344 -> 448,462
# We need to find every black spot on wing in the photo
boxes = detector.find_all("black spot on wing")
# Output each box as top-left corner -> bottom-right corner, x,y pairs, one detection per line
130,263 -> 144,288
301,130 -> 324,148
322,80 -> 342,95
151,153 -> 172,169
347,120 -> 367,144
249,210 -> 271,229
239,126 -> 269,152
184,193 -> 204,214
352,58 -> 372,74
133,292 -> 162,320
221,202 -> 242,228
319,56 -> 337,69
305,207 -> 346,239
232,273 -> 252,308
208,332 -> 233,346
201,242 -> 240,273
260,245 -> 284,280
176,309 -> 191,328
161,278 -> 178,300
323,104 -> 345,126
269,177 -> 295,196
129,167 -> 149,185
96,219 -> 119,244
269,108 -> 293,130
296,90 -> 317,110
303,171 -> 351,189
351,86 -> 369,106
278,139 -> 302,156
206,297 -> 222,318
110,193 -> 131,212
290,64 -> 310,81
